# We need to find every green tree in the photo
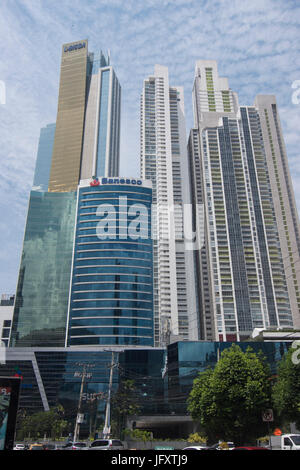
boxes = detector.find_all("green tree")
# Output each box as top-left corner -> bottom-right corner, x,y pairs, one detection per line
273,346 -> 300,429
187,345 -> 272,445
111,379 -> 141,438
16,406 -> 68,440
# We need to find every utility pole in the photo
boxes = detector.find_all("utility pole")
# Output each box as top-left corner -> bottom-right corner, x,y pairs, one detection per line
103,352 -> 116,439
73,363 -> 94,442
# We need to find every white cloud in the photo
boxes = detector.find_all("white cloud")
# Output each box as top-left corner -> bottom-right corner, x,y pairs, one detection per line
0,0 -> 299,292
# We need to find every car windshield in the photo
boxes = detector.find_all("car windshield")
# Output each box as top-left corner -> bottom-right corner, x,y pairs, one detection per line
74,443 -> 86,447
291,435 -> 300,445
91,440 -> 109,447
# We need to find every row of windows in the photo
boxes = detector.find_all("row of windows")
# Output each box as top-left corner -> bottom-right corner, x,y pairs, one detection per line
75,251 -> 152,261
81,187 -> 152,196
71,309 -> 153,317
74,266 -> 151,275
71,300 -> 152,308
72,291 -> 152,301
73,283 -> 152,292
75,274 -> 151,283
76,237 -> 152,246
69,336 -> 154,346
70,325 -> 153,335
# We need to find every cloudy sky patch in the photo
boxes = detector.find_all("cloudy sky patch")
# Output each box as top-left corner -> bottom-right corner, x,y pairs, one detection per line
0,0 -> 299,293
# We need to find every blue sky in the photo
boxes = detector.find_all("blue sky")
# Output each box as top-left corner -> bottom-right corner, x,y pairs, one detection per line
0,0 -> 300,294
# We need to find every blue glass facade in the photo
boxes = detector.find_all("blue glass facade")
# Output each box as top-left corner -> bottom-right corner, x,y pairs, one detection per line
32,123 -> 56,191
0,341 -> 292,437
67,182 -> 154,346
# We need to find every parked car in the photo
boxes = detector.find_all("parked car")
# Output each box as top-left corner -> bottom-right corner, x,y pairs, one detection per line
41,443 -> 62,450
68,442 -> 89,450
232,446 -> 270,450
182,446 -> 207,450
29,443 -> 44,450
13,443 -> 27,450
89,439 -> 124,450
207,441 -> 235,450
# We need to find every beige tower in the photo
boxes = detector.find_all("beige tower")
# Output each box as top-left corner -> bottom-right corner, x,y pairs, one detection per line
49,40 -> 88,192
255,95 -> 300,329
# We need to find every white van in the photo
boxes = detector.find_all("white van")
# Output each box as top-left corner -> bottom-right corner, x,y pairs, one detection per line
270,434 -> 300,450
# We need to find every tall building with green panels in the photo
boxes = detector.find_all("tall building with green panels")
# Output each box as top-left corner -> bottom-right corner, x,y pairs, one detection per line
188,60 -> 295,341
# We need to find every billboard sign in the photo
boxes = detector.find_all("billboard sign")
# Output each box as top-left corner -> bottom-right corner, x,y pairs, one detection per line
0,377 -> 21,450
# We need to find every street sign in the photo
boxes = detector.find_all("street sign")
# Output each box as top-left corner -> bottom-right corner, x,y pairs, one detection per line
262,409 -> 274,422
76,413 -> 84,424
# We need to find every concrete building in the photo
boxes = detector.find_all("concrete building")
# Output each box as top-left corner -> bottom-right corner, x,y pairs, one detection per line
188,60 -> 295,341
0,295 -> 14,347
254,95 -> 300,329
140,65 -> 197,346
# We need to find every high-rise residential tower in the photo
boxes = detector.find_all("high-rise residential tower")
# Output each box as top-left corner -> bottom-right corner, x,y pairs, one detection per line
254,95 -> 300,329
140,65 -> 197,346
188,60 -> 296,341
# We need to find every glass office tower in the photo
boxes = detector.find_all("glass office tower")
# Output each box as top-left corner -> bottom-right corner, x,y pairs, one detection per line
32,123 -> 56,191
66,179 -> 154,347
10,41 -> 122,348
10,191 -> 77,347
49,40 -> 121,192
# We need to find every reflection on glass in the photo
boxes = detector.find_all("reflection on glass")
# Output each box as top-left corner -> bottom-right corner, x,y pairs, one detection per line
11,191 -> 77,347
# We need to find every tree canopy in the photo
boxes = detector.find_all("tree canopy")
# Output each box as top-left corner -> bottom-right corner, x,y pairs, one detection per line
16,405 -> 68,440
272,345 -> 300,430
187,344 -> 272,445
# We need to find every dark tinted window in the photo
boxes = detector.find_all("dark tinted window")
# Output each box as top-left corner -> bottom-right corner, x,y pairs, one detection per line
112,440 -> 123,446
91,440 -> 108,447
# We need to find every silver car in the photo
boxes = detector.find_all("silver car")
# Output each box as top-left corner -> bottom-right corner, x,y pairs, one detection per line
89,439 -> 124,450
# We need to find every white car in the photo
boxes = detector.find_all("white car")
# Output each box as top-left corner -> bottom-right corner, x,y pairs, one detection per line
182,446 -> 207,450
13,443 -> 26,450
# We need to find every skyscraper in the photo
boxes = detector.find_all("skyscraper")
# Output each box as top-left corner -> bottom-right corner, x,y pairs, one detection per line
188,60 -> 295,341
32,123 -> 56,191
10,41 -> 123,347
254,95 -> 300,329
140,65 -> 197,346
48,40 -> 121,192
66,178 -> 154,347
